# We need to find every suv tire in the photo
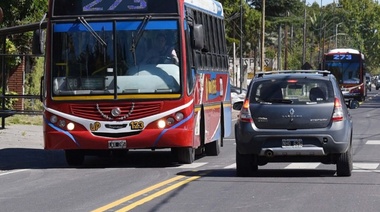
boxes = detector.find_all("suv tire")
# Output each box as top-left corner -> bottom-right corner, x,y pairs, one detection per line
336,145 -> 353,177
236,148 -> 258,177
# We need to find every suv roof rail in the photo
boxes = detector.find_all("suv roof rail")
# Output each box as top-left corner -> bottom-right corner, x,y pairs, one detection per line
256,70 -> 331,77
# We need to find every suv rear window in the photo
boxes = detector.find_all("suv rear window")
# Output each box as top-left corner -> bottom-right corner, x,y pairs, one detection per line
250,78 -> 334,105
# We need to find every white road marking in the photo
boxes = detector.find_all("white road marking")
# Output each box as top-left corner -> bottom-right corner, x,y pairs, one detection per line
285,163 -> 320,169
352,170 -> 380,173
366,140 -> 380,145
224,163 -> 236,169
0,169 -> 29,176
353,163 -> 379,170
169,162 -> 208,169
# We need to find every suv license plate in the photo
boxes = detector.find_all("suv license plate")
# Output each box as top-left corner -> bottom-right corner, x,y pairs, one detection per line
282,139 -> 303,148
108,140 -> 127,149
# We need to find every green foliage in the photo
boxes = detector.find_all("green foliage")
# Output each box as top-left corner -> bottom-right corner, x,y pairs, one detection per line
247,0 -> 304,17
6,114 -> 42,125
265,48 -> 276,59
24,57 -> 43,111
0,0 -> 48,54
5,38 -> 21,69
0,88 -> 18,110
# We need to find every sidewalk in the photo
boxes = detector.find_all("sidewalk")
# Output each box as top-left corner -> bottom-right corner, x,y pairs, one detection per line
0,125 -> 43,149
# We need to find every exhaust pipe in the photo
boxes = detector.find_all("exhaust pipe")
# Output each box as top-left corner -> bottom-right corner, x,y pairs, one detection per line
264,149 -> 274,157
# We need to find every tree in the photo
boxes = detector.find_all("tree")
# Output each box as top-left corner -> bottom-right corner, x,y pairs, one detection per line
0,0 -> 47,53
247,0 -> 304,17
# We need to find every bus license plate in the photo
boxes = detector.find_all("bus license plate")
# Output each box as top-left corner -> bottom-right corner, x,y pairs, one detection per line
108,140 -> 126,149
282,139 -> 303,148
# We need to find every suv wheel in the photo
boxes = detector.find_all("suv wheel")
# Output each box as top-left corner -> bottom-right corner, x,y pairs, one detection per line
336,145 -> 353,177
236,148 -> 258,177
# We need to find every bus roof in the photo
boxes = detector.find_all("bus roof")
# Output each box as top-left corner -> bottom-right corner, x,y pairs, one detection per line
327,48 -> 360,54
326,48 -> 364,60
184,0 -> 224,17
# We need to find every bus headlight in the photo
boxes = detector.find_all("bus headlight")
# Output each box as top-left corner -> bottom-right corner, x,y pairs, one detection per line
167,117 -> 175,126
67,122 -> 75,131
58,119 -> 66,128
50,115 -> 58,123
175,112 -> 184,121
157,120 -> 166,129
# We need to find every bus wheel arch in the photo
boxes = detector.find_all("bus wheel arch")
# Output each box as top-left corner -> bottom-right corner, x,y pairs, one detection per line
204,103 -> 223,156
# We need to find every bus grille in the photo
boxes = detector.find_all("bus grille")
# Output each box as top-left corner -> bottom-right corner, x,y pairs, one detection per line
70,102 -> 162,121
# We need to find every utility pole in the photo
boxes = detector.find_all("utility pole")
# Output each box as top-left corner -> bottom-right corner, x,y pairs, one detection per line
284,12 -> 289,70
302,0 -> 307,65
335,23 -> 342,48
239,0 -> 243,93
318,0 -> 323,66
260,0 -> 266,72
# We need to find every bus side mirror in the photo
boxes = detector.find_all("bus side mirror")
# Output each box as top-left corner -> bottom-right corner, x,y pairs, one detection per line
32,29 -> 45,55
192,24 -> 204,50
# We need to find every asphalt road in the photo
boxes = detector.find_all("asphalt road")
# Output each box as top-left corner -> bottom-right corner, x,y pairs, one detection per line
2,91 -> 380,211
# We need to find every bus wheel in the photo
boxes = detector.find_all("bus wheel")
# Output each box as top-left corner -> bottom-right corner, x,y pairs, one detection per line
176,147 -> 195,164
65,150 -> 85,166
205,139 -> 220,156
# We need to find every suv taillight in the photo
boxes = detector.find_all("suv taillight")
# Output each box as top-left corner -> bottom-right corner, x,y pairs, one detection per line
332,97 -> 344,122
239,99 -> 253,123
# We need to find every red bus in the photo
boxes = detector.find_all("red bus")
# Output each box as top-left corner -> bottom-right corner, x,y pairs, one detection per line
33,0 -> 232,165
323,48 -> 367,102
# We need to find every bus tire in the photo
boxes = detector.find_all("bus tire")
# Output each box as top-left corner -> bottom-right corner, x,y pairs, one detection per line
205,139 -> 220,156
65,150 -> 85,166
176,147 -> 195,164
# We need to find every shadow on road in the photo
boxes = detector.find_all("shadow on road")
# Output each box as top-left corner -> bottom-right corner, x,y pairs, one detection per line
0,148 -> 207,170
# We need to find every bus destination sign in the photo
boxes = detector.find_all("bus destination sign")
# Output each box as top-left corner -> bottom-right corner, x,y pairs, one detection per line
53,0 -> 178,16
82,0 -> 147,12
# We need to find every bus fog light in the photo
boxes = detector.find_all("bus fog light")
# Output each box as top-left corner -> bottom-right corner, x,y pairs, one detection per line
167,117 -> 175,126
67,122 -> 75,131
50,115 -> 58,123
175,112 -> 184,121
158,120 -> 166,129
58,119 -> 66,128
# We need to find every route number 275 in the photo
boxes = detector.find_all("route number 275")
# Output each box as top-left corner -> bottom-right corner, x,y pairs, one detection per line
83,0 -> 147,11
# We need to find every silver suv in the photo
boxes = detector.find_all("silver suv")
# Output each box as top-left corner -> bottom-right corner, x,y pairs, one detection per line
233,70 -> 353,177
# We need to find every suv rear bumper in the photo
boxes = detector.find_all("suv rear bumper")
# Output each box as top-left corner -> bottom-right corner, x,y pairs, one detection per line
235,122 -> 352,156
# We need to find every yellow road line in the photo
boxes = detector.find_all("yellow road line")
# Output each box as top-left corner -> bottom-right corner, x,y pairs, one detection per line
91,175 -> 185,212
116,175 -> 201,212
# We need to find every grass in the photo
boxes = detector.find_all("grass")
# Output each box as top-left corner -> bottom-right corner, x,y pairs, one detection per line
5,114 -> 43,126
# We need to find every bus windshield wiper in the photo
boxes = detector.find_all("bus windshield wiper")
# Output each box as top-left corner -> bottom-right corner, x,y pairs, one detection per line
130,15 -> 151,65
78,17 -> 107,48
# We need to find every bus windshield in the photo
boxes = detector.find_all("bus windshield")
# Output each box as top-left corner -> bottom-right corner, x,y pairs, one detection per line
324,61 -> 360,84
52,19 -> 180,96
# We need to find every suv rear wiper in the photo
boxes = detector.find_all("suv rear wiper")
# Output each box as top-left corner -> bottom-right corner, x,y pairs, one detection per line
260,99 -> 293,104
